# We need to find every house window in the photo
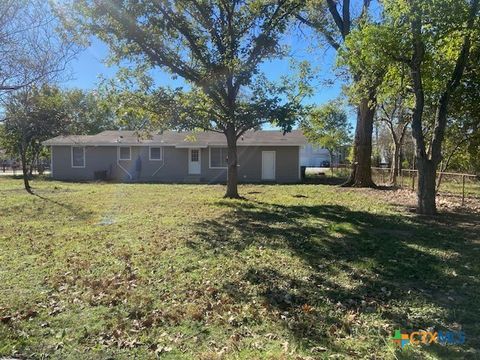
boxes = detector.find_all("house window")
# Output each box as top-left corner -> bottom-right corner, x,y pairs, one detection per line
119,147 -> 131,160
210,147 -> 228,168
149,147 -> 163,161
190,149 -> 199,162
71,146 -> 85,168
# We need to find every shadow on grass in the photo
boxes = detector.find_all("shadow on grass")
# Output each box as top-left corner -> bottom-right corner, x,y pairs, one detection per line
30,192 -> 95,222
303,176 -> 348,185
190,200 -> 480,358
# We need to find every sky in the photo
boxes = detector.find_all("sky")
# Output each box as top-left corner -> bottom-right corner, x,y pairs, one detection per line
64,31 -> 351,128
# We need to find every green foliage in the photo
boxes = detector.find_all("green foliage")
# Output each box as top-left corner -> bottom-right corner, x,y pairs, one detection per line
1,86 -> 68,162
340,0 -> 480,175
66,0 -> 307,136
341,0 -> 479,111
301,101 -> 352,158
0,86 -> 119,163
62,89 -> 116,134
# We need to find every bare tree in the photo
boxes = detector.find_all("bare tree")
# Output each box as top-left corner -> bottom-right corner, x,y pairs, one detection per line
0,0 -> 78,97
377,101 -> 411,185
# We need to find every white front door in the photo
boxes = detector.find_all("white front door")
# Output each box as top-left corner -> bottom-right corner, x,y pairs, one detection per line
188,148 -> 201,174
262,151 -> 276,180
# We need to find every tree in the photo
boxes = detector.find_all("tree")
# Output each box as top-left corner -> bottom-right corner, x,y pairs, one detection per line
0,0 -> 77,96
301,101 -> 351,172
1,86 -> 69,193
393,0 -> 479,214
63,89 -> 117,134
374,65 -> 412,185
339,0 -> 479,214
441,39 -> 480,177
296,0 -> 378,187
67,0 -> 306,198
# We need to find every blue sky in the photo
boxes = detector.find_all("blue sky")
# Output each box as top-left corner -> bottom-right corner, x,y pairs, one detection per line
64,32 -> 351,127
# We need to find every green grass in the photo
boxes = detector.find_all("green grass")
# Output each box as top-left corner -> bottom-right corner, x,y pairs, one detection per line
1,178 -> 479,359
437,179 -> 480,197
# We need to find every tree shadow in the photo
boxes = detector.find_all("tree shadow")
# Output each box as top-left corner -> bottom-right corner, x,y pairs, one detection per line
303,176 -> 347,185
32,193 -> 94,221
189,200 -> 480,357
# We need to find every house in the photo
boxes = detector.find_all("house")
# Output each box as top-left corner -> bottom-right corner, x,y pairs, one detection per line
300,144 -> 349,167
43,130 -> 307,183
300,144 -> 330,167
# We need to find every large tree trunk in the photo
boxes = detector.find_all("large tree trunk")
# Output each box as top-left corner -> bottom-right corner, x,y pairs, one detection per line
343,94 -> 376,187
224,127 -> 240,199
416,159 -> 437,215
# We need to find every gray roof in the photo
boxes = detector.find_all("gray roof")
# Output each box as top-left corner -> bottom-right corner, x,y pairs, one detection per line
43,130 -> 307,147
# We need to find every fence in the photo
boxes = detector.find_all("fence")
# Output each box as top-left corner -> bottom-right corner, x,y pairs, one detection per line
371,167 -> 479,206
0,163 -> 50,176
304,166 -> 479,206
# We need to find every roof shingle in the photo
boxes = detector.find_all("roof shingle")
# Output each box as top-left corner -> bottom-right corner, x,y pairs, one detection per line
43,130 -> 307,147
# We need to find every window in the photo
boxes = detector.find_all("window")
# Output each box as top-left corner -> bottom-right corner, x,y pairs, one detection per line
71,146 -> 85,168
190,149 -> 199,162
149,147 -> 163,161
119,147 -> 131,160
209,147 -> 228,168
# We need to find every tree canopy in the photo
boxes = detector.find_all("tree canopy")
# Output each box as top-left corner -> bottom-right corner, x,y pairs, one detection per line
1,86 -> 69,192
301,101 -> 351,166
337,0 -> 480,213
66,0 -> 308,198
0,0 -> 77,96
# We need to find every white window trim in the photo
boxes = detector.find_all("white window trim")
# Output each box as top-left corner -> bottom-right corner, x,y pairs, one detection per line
209,147 -> 228,169
149,146 -> 163,161
118,146 -> 131,161
71,146 -> 86,168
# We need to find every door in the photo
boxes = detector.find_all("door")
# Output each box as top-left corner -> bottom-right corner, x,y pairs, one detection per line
262,151 -> 276,180
188,148 -> 201,174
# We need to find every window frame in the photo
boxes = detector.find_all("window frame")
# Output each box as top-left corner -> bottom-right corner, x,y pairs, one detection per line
190,148 -> 200,162
149,146 -> 163,161
71,146 -> 86,168
118,146 -> 131,161
209,147 -> 228,169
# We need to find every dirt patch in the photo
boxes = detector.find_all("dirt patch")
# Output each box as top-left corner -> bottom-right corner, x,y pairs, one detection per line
351,187 -> 480,214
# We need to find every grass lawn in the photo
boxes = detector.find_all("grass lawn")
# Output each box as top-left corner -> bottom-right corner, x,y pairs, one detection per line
1,178 -> 479,359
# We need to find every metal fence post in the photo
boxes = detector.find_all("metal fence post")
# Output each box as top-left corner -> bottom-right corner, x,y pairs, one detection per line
462,174 -> 466,206
412,172 -> 416,191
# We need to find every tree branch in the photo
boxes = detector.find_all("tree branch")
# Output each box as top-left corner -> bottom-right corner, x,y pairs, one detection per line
326,0 -> 345,39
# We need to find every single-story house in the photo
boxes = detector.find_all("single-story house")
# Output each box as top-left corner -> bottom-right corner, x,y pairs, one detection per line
43,130 -> 307,183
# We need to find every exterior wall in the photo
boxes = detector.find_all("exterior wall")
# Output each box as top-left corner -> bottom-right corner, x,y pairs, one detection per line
300,144 -> 330,167
300,144 -> 350,166
51,145 -> 300,183
52,146 -> 117,181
